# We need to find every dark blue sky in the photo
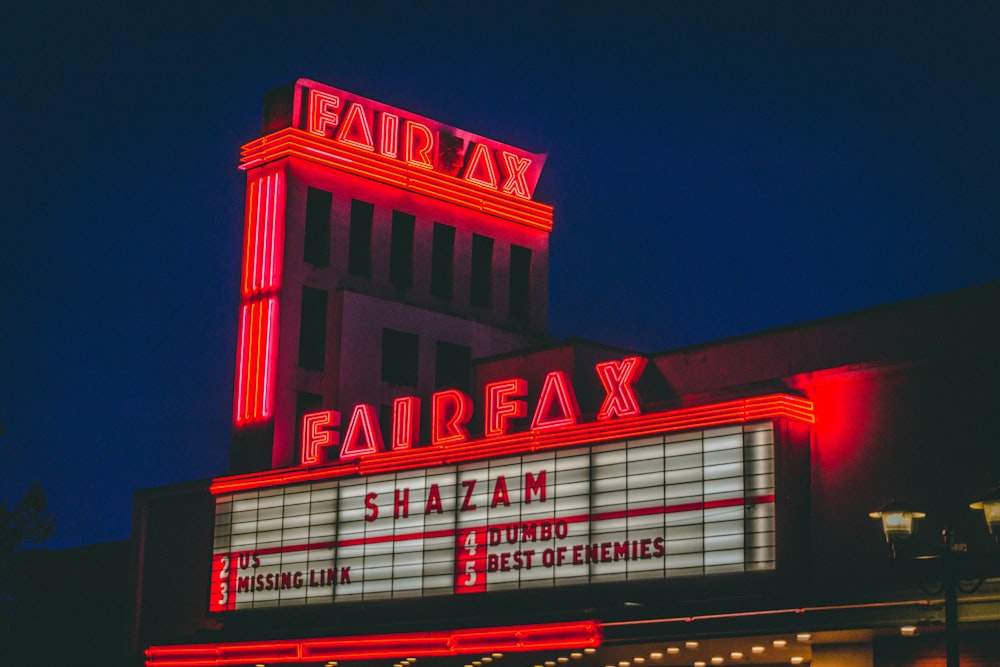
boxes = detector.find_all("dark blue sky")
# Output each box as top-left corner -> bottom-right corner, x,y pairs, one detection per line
2,2 -> 998,549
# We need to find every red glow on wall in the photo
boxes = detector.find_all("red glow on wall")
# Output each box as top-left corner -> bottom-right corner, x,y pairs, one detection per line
240,128 -> 553,232
145,620 -> 603,666
212,393 -> 813,494
233,168 -> 286,426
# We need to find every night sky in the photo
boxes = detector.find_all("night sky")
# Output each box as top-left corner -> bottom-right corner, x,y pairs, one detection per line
2,2 -> 998,549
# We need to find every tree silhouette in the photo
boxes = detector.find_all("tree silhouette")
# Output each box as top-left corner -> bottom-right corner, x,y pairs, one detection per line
0,481 -> 56,643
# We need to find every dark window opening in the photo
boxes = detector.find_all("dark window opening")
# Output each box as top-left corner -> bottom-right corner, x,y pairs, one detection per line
431,222 -> 455,298
509,244 -> 531,322
348,199 -> 374,276
435,341 -> 472,393
381,328 -> 419,387
471,234 -> 494,307
390,210 -> 415,288
298,286 -> 328,371
304,187 -> 332,267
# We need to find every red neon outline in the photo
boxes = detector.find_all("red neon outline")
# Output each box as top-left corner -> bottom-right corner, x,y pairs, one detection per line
462,143 -> 499,190
404,120 -> 435,169
530,370 -> 581,430
234,168 -> 285,426
378,111 -> 399,158
339,404 -> 384,460
307,89 -> 341,138
233,297 -> 280,425
499,150 -> 532,199
301,410 -> 340,465
431,389 -> 473,445
336,102 -> 375,151
239,128 -> 554,231
212,394 -> 813,494
146,621 -> 602,666
596,356 -> 647,420
391,396 -> 420,450
484,378 -> 527,437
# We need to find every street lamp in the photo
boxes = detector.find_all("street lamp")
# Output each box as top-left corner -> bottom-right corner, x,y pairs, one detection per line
869,489 -> 1000,667
969,485 -> 1000,538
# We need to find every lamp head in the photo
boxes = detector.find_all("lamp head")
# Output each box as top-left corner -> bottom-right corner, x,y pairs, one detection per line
970,486 -> 1000,540
869,500 -> 925,545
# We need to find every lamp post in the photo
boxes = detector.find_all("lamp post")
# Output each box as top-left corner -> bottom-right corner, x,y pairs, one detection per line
869,488 -> 1000,667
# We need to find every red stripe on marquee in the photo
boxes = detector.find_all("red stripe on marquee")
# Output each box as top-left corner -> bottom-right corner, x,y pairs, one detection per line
217,494 -> 774,559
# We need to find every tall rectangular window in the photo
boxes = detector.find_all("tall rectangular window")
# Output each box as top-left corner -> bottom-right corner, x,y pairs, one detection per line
298,286 -> 328,371
303,187 -> 331,267
348,199 -> 373,277
471,233 -> 493,307
390,210 -> 415,288
435,341 -> 472,393
381,328 -> 419,387
431,222 -> 455,298
509,244 -> 531,322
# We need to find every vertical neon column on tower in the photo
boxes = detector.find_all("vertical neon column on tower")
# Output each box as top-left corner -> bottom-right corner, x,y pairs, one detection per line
234,167 -> 286,425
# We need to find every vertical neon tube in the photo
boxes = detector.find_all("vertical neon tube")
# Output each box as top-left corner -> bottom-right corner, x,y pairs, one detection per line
234,168 -> 286,426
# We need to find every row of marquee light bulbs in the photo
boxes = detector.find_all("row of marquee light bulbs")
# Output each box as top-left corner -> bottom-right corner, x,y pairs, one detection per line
249,637 -> 815,667
382,637 -> 811,667
583,637 -> 814,666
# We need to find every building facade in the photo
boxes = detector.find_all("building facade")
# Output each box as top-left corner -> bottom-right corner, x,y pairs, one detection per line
128,79 -> 1000,667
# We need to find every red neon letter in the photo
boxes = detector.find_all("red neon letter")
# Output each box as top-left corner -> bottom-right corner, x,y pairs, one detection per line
307,89 -> 341,137
339,404 -> 385,460
462,143 -> 499,190
431,389 -> 473,445
484,378 -> 527,437
378,112 -> 399,158
391,396 -> 420,450
404,120 -> 435,169
336,102 -> 375,151
596,357 -> 647,420
530,371 -> 581,430
499,151 -> 532,199
301,410 -> 341,465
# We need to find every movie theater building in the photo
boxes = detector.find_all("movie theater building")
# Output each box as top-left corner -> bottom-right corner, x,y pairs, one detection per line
128,79 -> 1000,667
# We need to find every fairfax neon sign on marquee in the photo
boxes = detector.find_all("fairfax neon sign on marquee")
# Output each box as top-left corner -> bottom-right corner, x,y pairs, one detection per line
210,355 -> 814,612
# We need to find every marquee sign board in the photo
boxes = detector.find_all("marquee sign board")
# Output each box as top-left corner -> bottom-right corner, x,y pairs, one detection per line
210,421 -> 776,611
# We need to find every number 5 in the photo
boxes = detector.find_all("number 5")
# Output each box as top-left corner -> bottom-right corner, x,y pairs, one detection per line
464,561 -> 477,586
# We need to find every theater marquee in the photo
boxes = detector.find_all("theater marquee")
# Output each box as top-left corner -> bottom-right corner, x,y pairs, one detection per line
209,402 -> 814,612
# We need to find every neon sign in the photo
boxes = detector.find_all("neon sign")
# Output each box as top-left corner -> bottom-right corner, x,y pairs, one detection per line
287,79 -> 547,201
299,357 -> 646,467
